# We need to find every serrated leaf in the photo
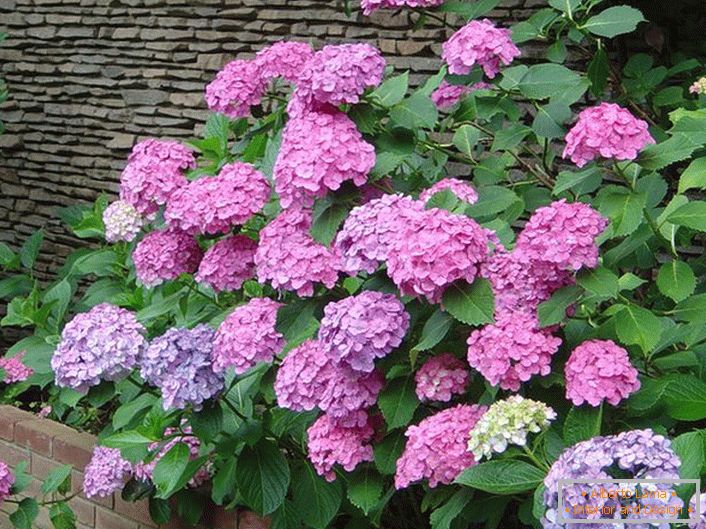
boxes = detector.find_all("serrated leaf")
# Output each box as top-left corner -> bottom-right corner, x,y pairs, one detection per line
40,465 -> 72,495
347,466 -> 383,515
537,285 -> 581,327
491,124 -> 531,151
553,167 -> 602,196
667,200 -> 706,231
10,498 -> 39,529
292,462 -> 342,529
390,92 -> 438,130
577,267 -> 619,298
656,260 -> 695,303
311,200 -> 349,246
517,64 -> 582,100
598,190 -> 646,237
639,134 -> 701,170
49,502 -> 76,529
465,186 -> 521,218
412,309 -> 454,352
678,158 -> 706,194
455,460 -> 544,494
20,230 -> 44,270
441,279 -> 494,326
452,125 -> 480,157
587,46 -> 609,96
673,294 -> 706,324
563,406 -> 602,445
378,376 -> 419,430
672,431 -> 704,479
430,489 -> 474,529
237,441 -> 290,515
152,442 -> 191,498
371,72 -> 409,107
662,374 -> 706,421
614,304 -> 662,352
582,6 -> 645,37
374,431 -> 405,475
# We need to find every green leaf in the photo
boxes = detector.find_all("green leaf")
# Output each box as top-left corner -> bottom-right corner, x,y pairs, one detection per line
598,189 -> 646,237
292,462 -> 342,529
577,267 -> 619,298
211,458 -> 238,505
653,86 -> 684,107
190,402 -> 223,442
430,489 -> 474,529
547,0 -> 580,15
639,134 -> 701,170
614,305 -> 663,352
20,230 -> 44,270
378,376 -> 419,430
10,498 -> 39,529
663,375 -> 706,421
237,441 -> 291,515
441,279 -> 494,326
49,502 -> 76,529
389,92 -> 438,130
42,279 -> 73,326
113,393 -> 156,430
465,186 -> 521,218
152,442 -> 191,498
553,167 -> 602,196
656,261 -> 696,303
0,242 -> 18,269
587,46 -> 609,96
276,299 -> 320,350
667,200 -> 706,231
517,64 -> 582,100
673,294 -> 706,324
582,6 -> 645,37
149,497 -> 172,525
537,285 -> 581,327
455,460 -> 544,494
678,158 -> 706,194
546,40 -> 567,63
618,273 -> 646,291
310,200 -> 348,246
347,466 -> 384,515
371,72 -> 409,107
532,101 -> 572,138
374,431 -> 406,475
412,309 -> 454,352
672,431 -> 704,479
41,465 -> 72,495
653,351 -> 699,370
491,124 -> 531,151
452,125 -> 480,157
103,430 -> 155,449
439,0 -> 501,19
563,406 -> 602,445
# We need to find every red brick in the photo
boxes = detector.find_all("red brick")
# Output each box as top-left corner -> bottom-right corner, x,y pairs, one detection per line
238,511 -> 270,529
69,495 -> 96,527
0,439 -> 31,467
0,405 -> 35,441
208,506 -> 237,529
14,419 -> 54,455
115,495 -> 155,527
96,506 -> 141,529
54,429 -> 95,469
31,452 -> 65,480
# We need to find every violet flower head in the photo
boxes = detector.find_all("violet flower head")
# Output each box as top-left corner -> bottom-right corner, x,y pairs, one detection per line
415,353 -> 469,402
360,0 -> 445,16
119,139 -> 195,217
431,80 -> 493,110
565,339 -> 640,407
165,161 -> 270,235
255,41 -> 314,83
205,59 -> 267,119
0,461 -> 14,506
103,200 -> 143,243
318,291 -> 409,372
212,297 -> 284,374
395,404 -> 486,489
419,177 -> 479,205
132,228 -> 202,287
0,351 -> 33,383
52,303 -> 146,393
195,235 -> 257,292
689,493 -> 706,529
442,19 -> 520,78
274,340 -> 333,412
83,447 -> 132,499
562,102 -> 655,167
140,325 -> 224,410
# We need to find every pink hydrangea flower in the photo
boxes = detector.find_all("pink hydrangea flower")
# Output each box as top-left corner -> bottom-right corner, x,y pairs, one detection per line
415,353 -> 469,402
0,352 -> 33,383
273,111 -> 375,209
133,228 -> 202,287
689,77 -> 706,95
562,103 -> 655,167
334,194 -> 425,275
565,340 -> 640,407
275,340 -> 333,412
430,81 -> 493,110
255,208 -> 339,296
442,19 -> 520,78
165,162 -> 270,235
195,235 -> 257,292
212,297 -> 284,374
205,59 -> 267,118
103,200 -> 143,243
386,207 -> 490,302
134,426 -> 209,487
318,291 -> 409,372
395,404 -> 486,489
0,461 -> 14,506
419,177 -> 479,205
119,139 -> 195,217
318,367 -> 384,419
307,411 -> 377,481
294,43 -> 385,108
83,447 -> 132,499
38,406 -> 51,418
361,0 -> 445,16
466,310 -> 562,391
515,199 -> 608,271
255,41 -> 314,83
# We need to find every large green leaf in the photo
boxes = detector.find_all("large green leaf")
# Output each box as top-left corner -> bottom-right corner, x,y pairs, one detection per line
390,92 -> 438,129
374,431 -> 406,475
672,431 -> 704,479
598,190 -> 646,237
292,462 -> 342,529
563,406 -> 602,445
412,309 -> 454,352
20,230 -> 44,270
673,294 -> 706,324
582,6 -> 645,37
614,304 -> 662,353
678,157 -> 706,194
346,466 -> 384,515
10,498 -> 39,529
662,375 -> 706,421
430,489 -> 474,529
491,124 -> 531,151
464,186 -> 521,218
441,279 -> 495,326
378,376 -> 419,430
577,267 -> 618,298
639,134 -> 701,170
237,441 -> 291,515
371,72 -> 409,107
152,442 -> 191,498
455,460 -> 544,494
667,200 -> 706,231
537,285 -> 581,327
656,260 -> 696,303
453,125 -> 480,158
517,64 -> 582,100
553,167 -> 602,196
439,0 -> 501,19
311,199 -> 349,246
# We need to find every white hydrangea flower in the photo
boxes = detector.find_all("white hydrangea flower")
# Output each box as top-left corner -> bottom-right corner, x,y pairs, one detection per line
467,395 -> 556,461
103,200 -> 143,243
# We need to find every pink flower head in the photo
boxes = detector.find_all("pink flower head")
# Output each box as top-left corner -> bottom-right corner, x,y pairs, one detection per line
295,43 -> 385,108
466,310 -> 562,391
0,461 -> 14,506
565,340 -> 640,407
431,80 -> 493,110
83,447 -> 132,499
562,103 -> 655,167
212,297 -> 284,374
386,207 -> 490,303
255,208 -> 339,296
318,291 -> 410,372
515,199 -> 608,271
165,162 -> 270,235
307,411 -> 376,481
689,77 -> 706,95
415,353 -> 469,402
134,426 -> 209,487
133,228 -> 202,287
334,194 -> 425,275
103,200 -> 143,243
273,110 -> 375,209
119,139 -> 195,217
255,41 -> 314,83
38,406 -> 51,418
205,59 -> 267,118
318,366 -> 384,419
195,235 -> 257,292
361,0 -> 444,16
0,352 -> 33,383
395,404 -> 486,489
442,19 -> 520,78
419,177 -> 479,205
275,340 -> 333,412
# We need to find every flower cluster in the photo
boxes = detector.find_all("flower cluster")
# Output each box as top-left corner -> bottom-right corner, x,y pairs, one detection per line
204,59 -> 266,118
468,396 -> 556,460
212,297 -> 284,374
395,404 -> 486,489
102,200 -> 143,243
431,81 -> 492,110
562,102 -> 655,167
140,325 -> 224,410
415,353 -> 469,402
195,235 -> 257,292
255,208 -> 340,296
83,447 -> 132,499
273,111 -> 376,208
690,77 -> 706,95
132,228 -> 202,287
565,339 -> 640,407
165,162 -> 270,235
318,367 -> 384,419
255,41 -> 313,83
360,0 -> 444,16
0,461 -> 14,506
0,351 -> 33,383
274,340 -> 334,412
419,177 -> 479,205
442,19 -> 520,78
52,303 -> 146,392
119,139 -> 195,217
318,291 -> 409,372
689,493 -> 706,529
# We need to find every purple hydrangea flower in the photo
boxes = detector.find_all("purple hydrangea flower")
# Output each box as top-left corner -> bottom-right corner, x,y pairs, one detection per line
0,461 -> 14,506
83,447 -> 132,499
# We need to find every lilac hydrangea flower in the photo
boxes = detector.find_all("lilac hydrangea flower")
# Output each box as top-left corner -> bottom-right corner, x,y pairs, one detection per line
52,303 -> 146,392
103,200 -> 143,243
431,80 -> 493,110
195,235 -> 257,292
415,353 -> 469,402
274,340 -> 332,412
205,59 -> 267,118
318,291 -> 409,372
318,366 -> 384,420
132,228 -> 202,287
83,447 -> 132,499
689,493 -> 706,529
419,177 -> 479,205
140,325 -> 224,410
360,0 -> 444,15
0,461 -> 14,506
212,297 -> 284,374
0,351 -> 33,383
255,41 -> 314,83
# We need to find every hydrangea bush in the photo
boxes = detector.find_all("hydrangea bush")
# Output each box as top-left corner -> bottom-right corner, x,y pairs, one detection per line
2,1 -> 706,528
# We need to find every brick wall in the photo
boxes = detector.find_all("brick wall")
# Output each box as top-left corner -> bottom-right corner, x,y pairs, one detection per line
0,405 -> 269,529
0,0 -> 540,275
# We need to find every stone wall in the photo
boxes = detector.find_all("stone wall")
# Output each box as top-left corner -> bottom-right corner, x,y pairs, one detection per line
0,0 -> 538,274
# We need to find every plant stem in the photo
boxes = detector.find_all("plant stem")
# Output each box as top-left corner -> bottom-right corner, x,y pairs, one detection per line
523,445 -> 550,472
